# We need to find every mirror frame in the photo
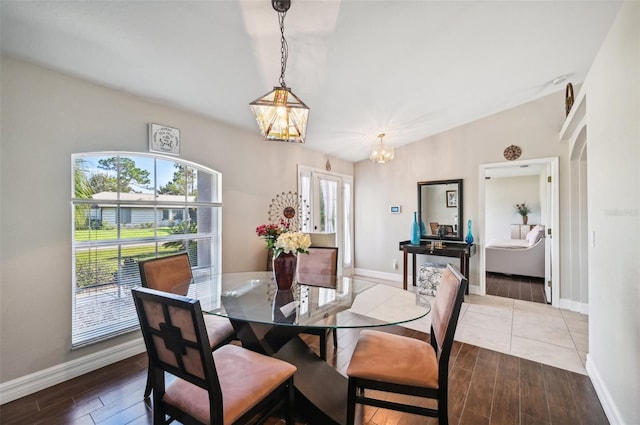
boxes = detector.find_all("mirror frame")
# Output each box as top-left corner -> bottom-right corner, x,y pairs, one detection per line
417,178 -> 463,241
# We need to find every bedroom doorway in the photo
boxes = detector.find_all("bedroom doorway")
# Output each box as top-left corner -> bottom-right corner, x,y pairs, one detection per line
478,157 -> 559,307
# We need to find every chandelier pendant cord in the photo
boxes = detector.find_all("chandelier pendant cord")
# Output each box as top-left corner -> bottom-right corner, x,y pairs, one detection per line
279,11 -> 288,88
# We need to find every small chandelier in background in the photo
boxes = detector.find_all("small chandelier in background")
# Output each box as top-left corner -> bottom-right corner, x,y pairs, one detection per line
249,0 -> 309,143
370,133 -> 395,163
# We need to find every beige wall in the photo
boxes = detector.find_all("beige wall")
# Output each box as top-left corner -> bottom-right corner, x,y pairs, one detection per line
0,56 -> 353,383
485,175 -> 541,241
582,2 -> 639,423
1,5 -> 637,420
354,89 -> 569,291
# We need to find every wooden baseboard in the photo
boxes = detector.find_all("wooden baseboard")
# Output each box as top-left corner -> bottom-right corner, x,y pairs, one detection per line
0,338 -> 145,405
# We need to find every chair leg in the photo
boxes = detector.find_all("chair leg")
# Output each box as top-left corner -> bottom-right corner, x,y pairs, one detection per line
284,377 -> 295,425
346,378 -> 357,425
438,389 -> 448,425
319,332 -> 327,361
144,367 -> 153,398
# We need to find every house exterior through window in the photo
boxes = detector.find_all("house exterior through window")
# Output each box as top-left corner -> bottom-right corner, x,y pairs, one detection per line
71,153 -> 222,347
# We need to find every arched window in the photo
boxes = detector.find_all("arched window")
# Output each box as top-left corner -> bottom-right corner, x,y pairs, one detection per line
71,153 -> 221,347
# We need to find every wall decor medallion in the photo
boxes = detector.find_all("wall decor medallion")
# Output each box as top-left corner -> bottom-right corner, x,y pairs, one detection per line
267,191 -> 310,231
149,123 -> 180,155
503,145 -> 522,161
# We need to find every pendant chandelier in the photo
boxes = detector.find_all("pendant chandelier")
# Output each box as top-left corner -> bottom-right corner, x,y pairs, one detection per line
370,133 -> 395,163
249,0 -> 309,143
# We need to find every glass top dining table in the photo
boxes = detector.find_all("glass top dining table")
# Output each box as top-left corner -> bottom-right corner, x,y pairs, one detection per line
183,269 -> 431,425
185,270 -> 431,330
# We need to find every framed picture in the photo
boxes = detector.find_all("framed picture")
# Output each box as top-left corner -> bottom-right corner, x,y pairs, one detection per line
149,123 -> 180,155
446,190 -> 457,208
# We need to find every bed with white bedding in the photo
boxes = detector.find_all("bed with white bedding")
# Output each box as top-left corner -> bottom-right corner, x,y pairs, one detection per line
485,225 -> 545,278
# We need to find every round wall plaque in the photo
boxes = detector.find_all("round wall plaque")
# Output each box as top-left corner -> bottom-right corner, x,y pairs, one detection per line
503,145 -> 522,161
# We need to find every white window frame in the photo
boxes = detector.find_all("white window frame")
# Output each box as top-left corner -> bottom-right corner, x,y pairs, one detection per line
71,152 -> 222,347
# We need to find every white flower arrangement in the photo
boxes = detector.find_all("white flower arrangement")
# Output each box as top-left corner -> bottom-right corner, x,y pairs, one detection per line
274,231 -> 311,257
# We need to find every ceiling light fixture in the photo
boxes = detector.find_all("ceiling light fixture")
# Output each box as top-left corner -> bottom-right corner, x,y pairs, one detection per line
249,0 -> 309,143
370,133 -> 395,163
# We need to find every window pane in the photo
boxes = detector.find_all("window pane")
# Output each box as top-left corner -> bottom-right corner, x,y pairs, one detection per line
193,167 -> 219,203
319,178 -> 337,233
72,153 -> 221,347
157,159 -> 186,199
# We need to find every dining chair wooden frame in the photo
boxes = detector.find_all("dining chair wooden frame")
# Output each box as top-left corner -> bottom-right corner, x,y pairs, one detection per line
138,252 -> 236,398
345,264 -> 467,425
296,246 -> 339,360
132,287 -> 297,425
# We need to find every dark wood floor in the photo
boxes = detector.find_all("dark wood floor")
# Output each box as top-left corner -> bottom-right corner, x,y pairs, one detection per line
0,327 -> 607,425
486,272 -> 547,304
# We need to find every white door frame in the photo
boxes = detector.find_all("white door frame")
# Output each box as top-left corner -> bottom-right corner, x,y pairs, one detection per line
478,157 -> 559,307
297,164 -> 354,277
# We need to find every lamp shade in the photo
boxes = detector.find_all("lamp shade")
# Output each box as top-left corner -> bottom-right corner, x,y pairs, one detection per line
250,86 -> 309,143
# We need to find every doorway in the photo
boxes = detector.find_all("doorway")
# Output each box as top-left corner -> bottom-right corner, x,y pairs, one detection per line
298,165 -> 354,277
479,157 -> 559,307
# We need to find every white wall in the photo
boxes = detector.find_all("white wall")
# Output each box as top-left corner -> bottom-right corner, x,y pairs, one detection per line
581,3 -> 639,423
354,90 -> 569,291
485,175 -> 541,241
0,56 -> 353,384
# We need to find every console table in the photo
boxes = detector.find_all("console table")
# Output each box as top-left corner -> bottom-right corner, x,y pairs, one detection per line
399,240 -> 476,292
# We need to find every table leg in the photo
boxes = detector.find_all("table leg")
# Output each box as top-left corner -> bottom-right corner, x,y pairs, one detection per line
231,321 -> 346,424
459,252 -> 470,295
402,249 -> 408,290
412,253 -> 417,287
274,337 -> 347,425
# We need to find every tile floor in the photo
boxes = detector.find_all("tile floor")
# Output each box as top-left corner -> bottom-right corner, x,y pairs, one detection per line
356,276 -> 590,375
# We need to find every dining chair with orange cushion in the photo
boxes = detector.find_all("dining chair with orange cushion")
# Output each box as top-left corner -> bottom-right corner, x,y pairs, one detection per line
132,287 -> 297,425
138,252 -> 236,398
429,222 -> 439,235
345,264 -> 467,425
296,247 -> 339,360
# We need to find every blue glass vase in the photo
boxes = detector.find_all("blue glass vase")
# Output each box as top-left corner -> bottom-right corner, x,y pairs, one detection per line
465,219 -> 474,245
411,212 -> 421,244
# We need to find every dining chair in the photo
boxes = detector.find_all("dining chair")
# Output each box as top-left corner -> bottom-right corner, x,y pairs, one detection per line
345,264 -> 467,425
429,222 -> 440,235
296,246 -> 339,360
132,287 -> 297,425
138,252 -> 236,398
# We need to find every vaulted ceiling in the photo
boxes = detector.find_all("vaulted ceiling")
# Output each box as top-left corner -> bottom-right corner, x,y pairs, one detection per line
0,0 -> 621,162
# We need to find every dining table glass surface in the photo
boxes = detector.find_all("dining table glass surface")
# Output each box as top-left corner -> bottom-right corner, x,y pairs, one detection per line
184,269 -> 431,330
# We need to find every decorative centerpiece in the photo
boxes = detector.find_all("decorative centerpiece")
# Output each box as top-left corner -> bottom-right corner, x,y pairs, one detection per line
272,231 -> 311,290
514,202 -> 532,225
256,222 -> 287,250
256,221 -> 289,270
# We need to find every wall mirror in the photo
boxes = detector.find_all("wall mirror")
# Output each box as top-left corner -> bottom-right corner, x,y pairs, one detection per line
417,179 -> 463,241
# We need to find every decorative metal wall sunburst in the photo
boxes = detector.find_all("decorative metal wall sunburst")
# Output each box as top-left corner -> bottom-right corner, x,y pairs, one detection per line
267,191 -> 310,231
